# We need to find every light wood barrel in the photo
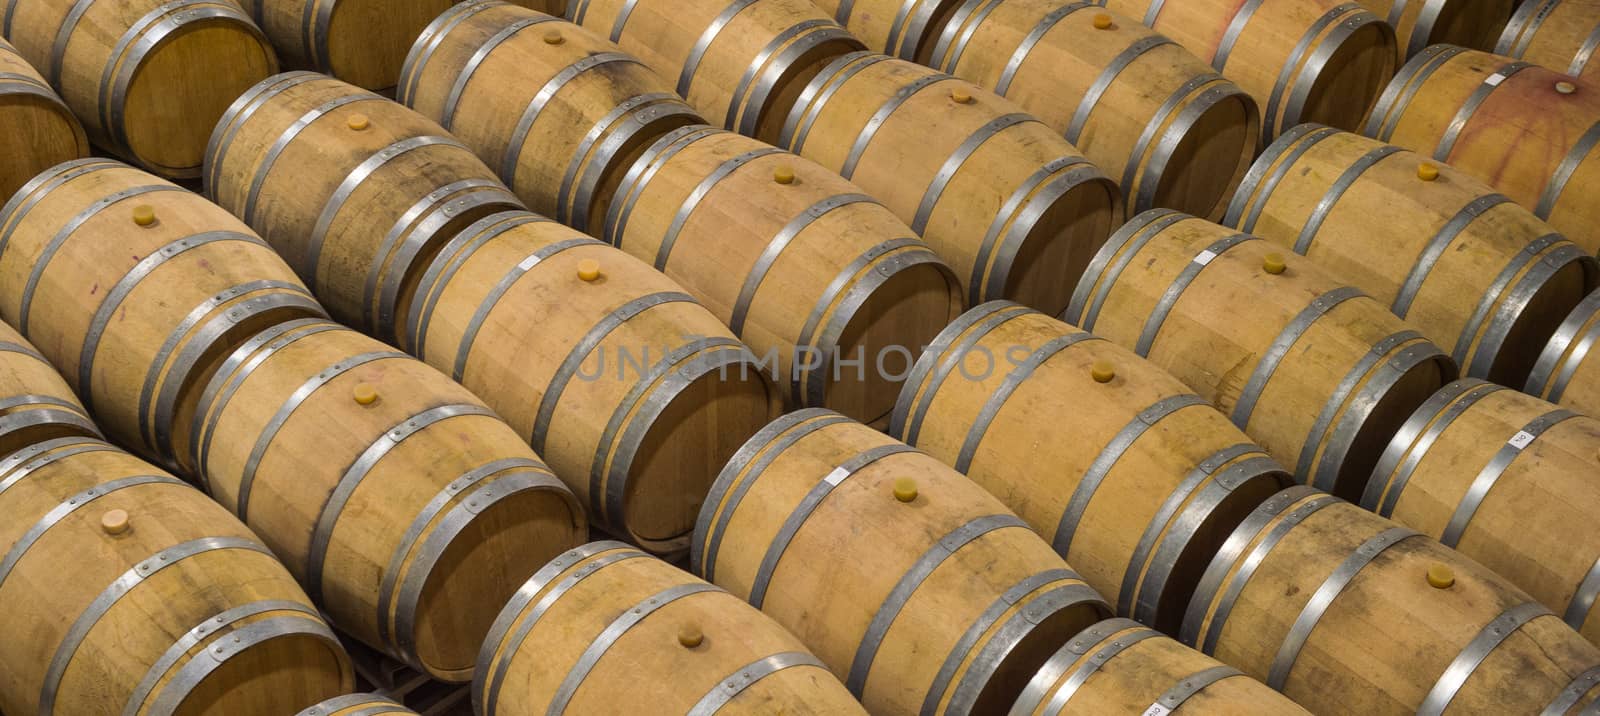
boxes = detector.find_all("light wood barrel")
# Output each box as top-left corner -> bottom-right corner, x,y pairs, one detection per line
0,0 -> 277,179
206,71 -> 522,339
1529,288 -> 1600,416
1361,0 -> 1516,59
694,411 -> 1111,715
476,541 -> 866,715
927,1 -> 1260,220
566,0 -> 864,141
780,53 -> 1120,315
1367,379 -> 1600,645
1227,125 -> 1598,385
1183,485 -> 1600,714
1364,46 -> 1600,254
1010,617 -> 1310,715
0,37 -> 87,204
811,0 -> 963,62
296,694 -> 416,716
0,436 -> 354,715
410,210 -> 778,555
891,303 -> 1288,633
236,0 -> 453,91
1498,0 -> 1600,79
0,159 -> 324,466
0,319 -> 101,458
186,319 -> 587,682
1102,0 -> 1397,139
1065,209 -> 1455,501
398,1 -> 703,233
603,125 -> 961,423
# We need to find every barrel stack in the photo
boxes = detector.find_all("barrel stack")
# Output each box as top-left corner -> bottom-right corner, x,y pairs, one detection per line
234,0 -> 454,92
1498,0 -> 1600,79
1356,0 -> 1516,59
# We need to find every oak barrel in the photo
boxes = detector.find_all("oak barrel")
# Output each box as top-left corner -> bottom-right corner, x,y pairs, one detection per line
477,541 -> 866,715
1065,209 -> 1455,500
566,0 -> 865,141
410,210 -> 775,554
1529,288 -> 1600,416
1101,0 -> 1397,139
237,0 -> 453,91
0,37 -> 88,204
1368,379 -> 1600,645
398,1 -> 703,232
1010,618 -> 1310,715
1227,125 -> 1597,384
206,71 -> 523,338
0,0 -> 278,179
0,158 -> 324,466
891,303 -> 1288,633
297,694 -> 416,715
0,319 -> 101,458
603,126 -> 960,422
0,436 -> 353,715
779,53 -> 1121,314
927,1 -> 1260,220
1364,46 -> 1600,254
810,0 -> 963,62
1497,0 -> 1600,79
694,411 -> 1111,715
185,319 -> 588,682
1360,0 -> 1517,59
1183,485 -> 1600,714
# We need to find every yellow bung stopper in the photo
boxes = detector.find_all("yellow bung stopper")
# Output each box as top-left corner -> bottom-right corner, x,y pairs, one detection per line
1557,81 -> 1578,95
951,87 -> 974,104
577,259 -> 602,282
1263,253 -> 1287,275
1427,564 -> 1456,589
774,166 -> 796,185
544,30 -> 565,45
893,477 -> 919,503
1091,361 -> 1115,383
346,113 -> 369,131
101,509 -> 130,535
132,205 -> 157,227
353,383 -> 379,406
1417,163 -> 1440,182
1093,13 -> 1114,29
678,624 -> 704,648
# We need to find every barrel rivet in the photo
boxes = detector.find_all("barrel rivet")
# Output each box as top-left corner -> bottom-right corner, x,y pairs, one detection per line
774,166 -> 796,185
544,30 -> 565,45
1092,13 -> 1114,29
353,383 -> 379,406
346,113 -> 369,131
1427,564 -> 1455,589
101,509 -> 130,535
950,87 -> 974,104
577,259 -> 602,282
893,477 -> 919,503
1091,361 -> 1116,383
1557,81 -> 1578,95
678,624 -> 704,648
1417,163 -> 1440,182
1263,253 -> 1287,275
132,205 -> 157,227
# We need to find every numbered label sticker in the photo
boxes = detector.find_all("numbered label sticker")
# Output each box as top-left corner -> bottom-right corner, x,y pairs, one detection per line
1508,431 -> 1536,450
1193,250 -> 1218,266
1143,705 -> 1172,716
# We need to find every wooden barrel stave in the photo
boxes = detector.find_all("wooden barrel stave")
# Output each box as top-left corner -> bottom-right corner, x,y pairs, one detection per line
1066,210 -> 1455,501
0,159 -> 324,466
188,319 -> 587,682
780,52 -> 1120,315
0,437 -> 353,715
1359,0 -> 1517,60
694,412 -> 1110,715
891,303 -> 1288,633
1227,125 -> 1598,385
1368,379 -> 1600,645
398,1 -> 703,231
1183,484 -> 1600,714
928,1 -> 1259,221
0,37 -> 88,204
206,71 -> 523,338
0,320 -> 101,458
1497,0 -> 1600,80
296,693 -> 417,715
236,0 -> 454,91
1529,288 -> 1600,416
476,541 -> 865,715
1364,46 -> 1600,255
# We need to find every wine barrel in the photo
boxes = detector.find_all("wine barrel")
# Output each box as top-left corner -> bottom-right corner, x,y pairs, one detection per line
206,71 -> 522,339
236,0 -> 453,91
1100,0 -> 1397,139
890,303 -> 1288,633
1497,0 -> 1600,79
0,0 -> 277,179
0,158 -> 324,466
297,694 -> 416,716
694,411 -> 1111,715
0,319 -> 101,458
1364,46 -> 1600,254
1011,618 -> 1310,715
779,53 -> 1121,314
1367,379 -> 1600,644
1529,288 -> 1600,416
409,210 -> 778,555
566,0 -> 864,141
1227,125 -> 1598,385
185,319 -> 587,682
927,1 -> 1260,220
477,541 -> 866,715
810,0 -> 961,62
399,1 -> 703,232
603,125 -> 961,422
1065,210 -> 1455,500
0,38 -> 87,204
0,436 -> 353,715
1183,485 -> 1600,714
1360,0 -> 1517,59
